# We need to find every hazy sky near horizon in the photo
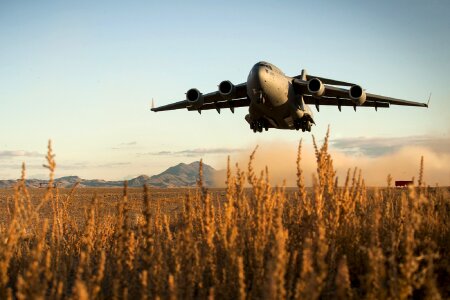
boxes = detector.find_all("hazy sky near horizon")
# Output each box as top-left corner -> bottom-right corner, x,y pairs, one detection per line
1,0 -> 449,184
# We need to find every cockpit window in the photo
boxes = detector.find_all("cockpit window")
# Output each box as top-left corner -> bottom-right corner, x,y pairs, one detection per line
259,62 -> 272,70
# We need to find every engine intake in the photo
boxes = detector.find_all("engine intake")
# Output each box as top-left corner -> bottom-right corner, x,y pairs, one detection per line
307,78 -> 325,97
349,85 -> 367,105
218,80 -> 236,99
186,88 -> 204,109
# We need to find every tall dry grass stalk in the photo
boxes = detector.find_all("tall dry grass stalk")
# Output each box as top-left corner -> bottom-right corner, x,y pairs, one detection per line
0,135 -> 448,299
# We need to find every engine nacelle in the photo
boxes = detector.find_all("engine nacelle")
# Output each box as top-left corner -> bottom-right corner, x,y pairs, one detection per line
186,88 -> 204,109
218,80 -> 236,99
307,78 -> 325,97
349,85 -> 367,105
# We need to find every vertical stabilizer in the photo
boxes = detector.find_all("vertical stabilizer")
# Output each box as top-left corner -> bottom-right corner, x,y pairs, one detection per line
300,69 -> 307,81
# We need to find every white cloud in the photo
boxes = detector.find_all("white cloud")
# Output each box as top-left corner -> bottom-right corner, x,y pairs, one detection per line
144,147 -> 245,157
0,150 -> 43,159
112,141 -> 138,150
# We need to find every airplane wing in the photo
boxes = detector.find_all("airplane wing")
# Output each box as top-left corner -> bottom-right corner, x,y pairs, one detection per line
151,82 -> 248,113
293,78 -> 428,108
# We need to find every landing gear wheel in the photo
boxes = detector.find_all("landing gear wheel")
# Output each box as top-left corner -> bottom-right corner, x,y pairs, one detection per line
294,120 -> 301,131
294,117 -> 313,132
306,121 -> 312,132
257,121 -> 263,132
250,119 -> 268,133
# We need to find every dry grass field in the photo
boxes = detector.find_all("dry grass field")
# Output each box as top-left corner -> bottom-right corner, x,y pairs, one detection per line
0,132 -> 449,299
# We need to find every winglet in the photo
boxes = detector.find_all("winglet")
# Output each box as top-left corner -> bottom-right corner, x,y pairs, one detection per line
150,98 -> 156,111
426,93 -> 432,108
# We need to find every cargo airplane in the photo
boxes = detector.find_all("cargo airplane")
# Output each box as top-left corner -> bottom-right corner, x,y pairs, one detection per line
151,61 -> 428,132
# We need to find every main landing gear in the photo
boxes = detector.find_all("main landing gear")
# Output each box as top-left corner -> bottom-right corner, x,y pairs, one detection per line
294,118 -> 312,132
250,119 -> 269,133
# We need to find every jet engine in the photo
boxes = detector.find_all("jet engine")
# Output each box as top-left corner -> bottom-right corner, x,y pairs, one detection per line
349,85 -> 367,105
307,78 -> 325,97
186,88 -> 204,109
218,80 -> 236,99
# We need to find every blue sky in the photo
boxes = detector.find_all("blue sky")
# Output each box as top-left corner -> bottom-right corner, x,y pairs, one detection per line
1,0 -> 449,183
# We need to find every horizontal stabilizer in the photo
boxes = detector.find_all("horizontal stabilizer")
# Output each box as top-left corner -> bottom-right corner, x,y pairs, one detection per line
307,75 -> 355,86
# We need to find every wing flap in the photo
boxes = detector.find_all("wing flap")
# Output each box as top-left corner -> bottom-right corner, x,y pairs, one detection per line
303,95 -> 390,108
365,93 -> 428,107
187,97 -> 250,112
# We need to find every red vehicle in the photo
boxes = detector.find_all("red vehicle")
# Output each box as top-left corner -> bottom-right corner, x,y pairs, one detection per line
395,180 -> 414,188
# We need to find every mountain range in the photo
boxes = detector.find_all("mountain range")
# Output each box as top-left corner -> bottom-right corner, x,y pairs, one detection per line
0,161 -> 219,188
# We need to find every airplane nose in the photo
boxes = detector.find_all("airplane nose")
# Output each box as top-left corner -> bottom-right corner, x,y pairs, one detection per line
257,66 -> 266,82
248,63 -> 267,89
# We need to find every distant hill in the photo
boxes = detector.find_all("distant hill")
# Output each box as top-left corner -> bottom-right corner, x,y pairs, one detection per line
147,161 -> 216,187
0,179 -> 18,189
0,161 -> 218,188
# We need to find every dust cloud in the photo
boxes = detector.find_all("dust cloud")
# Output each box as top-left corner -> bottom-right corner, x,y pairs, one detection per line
213,141 -> 450,187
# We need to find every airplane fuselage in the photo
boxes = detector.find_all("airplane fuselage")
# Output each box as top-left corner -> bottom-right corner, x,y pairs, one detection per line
245,62 -> 314,131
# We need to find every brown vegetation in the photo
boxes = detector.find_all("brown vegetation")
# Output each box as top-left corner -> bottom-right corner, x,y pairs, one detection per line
0,131 -> 448,299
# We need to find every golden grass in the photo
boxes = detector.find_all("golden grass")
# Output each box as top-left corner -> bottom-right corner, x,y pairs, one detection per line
0,129 -> 449,299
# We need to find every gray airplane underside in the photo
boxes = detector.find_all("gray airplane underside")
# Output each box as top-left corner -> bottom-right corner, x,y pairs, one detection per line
151,61 -> 428,132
